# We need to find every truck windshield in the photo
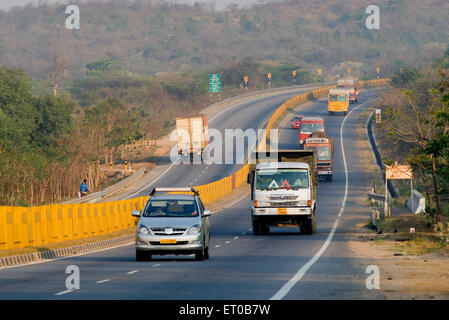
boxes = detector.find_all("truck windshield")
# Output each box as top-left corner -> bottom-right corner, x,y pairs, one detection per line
301,123 -> 324,133
337,95 -> 347,102
329,94 -> 338,101
318,146 -> 331,161
142,199 -> 198,217
256,169 -> 309,189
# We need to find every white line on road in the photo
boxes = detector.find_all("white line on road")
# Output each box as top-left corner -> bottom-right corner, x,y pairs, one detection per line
96,279 -> 111,284
127,270 -> 139,275
215,245 -> 221,248
270,100 -> 372,300
241,232 -> 246,235
152,264 -> 161,267
54,289 -> 73,296
225,241 -> 231,244
234,236 -> 239,240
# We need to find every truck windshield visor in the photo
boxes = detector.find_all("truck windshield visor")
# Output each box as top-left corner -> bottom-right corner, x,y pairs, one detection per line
318,146 -> 331,161
142,199 -> 198,217
301,123 -> 324,133
256,168 -> 309,189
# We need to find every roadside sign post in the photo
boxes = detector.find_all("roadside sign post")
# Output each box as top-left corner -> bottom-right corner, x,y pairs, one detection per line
375,108 -> 381,124
292,70 -> 296,87
317,68 -> 322,87
376,67 -> 380,79
385,164 -> 413,217
209,74 -> 221,104
244,76 -> 249,94
267,73 -> 272,91
347,67 -> 351,74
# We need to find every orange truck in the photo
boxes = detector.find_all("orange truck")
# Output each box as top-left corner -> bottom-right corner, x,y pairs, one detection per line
175,114 -> 209,156
337,78 -> 359,103
303,132 -> 334,182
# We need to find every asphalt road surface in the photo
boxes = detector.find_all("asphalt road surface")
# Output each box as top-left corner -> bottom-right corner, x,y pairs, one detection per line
0,89 -> 386,299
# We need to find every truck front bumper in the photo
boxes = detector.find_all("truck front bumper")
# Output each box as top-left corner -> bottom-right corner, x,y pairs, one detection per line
251,207 -> 312,216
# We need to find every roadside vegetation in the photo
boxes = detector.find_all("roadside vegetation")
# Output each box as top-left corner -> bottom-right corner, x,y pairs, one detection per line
372,48 -> 449,225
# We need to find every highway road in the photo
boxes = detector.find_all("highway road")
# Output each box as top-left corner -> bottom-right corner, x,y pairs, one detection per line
112,86 -> 319,200
0,89 -> 386,299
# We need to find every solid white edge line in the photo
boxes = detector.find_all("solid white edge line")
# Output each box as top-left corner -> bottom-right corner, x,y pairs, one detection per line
270,99 -> 372,300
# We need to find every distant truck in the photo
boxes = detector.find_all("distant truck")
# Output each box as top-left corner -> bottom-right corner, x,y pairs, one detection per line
303,132 -> 334,182
247,150 -> 317,235
298,116 -> 325,146
328,88 -> 349,115
337,78 -> 359,103
175,114 -> 209,156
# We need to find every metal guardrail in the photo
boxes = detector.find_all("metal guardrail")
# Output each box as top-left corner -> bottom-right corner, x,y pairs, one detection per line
368,192 -> 386,202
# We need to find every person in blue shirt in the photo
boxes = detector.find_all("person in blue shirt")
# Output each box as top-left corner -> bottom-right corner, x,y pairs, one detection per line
80,179 -> 89,197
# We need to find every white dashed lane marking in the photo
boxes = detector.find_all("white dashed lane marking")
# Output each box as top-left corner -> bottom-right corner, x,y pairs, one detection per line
127,270 -> 139,275
96,279 -> 110,284
54,289 -> 73,296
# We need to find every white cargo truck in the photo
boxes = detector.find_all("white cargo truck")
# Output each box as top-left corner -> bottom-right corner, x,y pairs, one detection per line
175,114 -> 209,156
247,150 -> 317,235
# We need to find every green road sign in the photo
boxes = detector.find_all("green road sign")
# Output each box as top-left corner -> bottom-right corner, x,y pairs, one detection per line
209,74 -> 221,93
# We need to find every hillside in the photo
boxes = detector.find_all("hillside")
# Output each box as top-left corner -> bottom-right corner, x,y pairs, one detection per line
0,0 -> 448,82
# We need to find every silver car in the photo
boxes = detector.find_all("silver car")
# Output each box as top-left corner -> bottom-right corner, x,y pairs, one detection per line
132,188 -> 211,261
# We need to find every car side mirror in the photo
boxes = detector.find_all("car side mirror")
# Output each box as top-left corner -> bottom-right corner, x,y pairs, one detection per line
131,210 -> 141,217
203,210 -> 212,217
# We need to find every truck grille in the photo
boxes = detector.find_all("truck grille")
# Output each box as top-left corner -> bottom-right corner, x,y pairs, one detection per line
151,228 -> 186,235
267,200 -> 308,207
269,195 -> 298,201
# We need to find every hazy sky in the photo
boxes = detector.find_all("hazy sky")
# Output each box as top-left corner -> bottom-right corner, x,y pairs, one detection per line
0,0 -> 269,11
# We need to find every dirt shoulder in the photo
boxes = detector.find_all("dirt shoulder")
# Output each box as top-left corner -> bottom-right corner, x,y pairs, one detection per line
346,108 -> 449,300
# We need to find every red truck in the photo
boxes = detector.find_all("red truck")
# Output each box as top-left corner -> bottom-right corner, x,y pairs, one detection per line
303,132 -> 334,182
298,116 -> 325,146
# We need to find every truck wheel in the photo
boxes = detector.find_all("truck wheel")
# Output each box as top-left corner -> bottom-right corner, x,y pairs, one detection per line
252,219 -> 261,235
344,111 -> 348,116
328,111 -> 333,116
327,175 -> 333,182
261,223 -> 270,235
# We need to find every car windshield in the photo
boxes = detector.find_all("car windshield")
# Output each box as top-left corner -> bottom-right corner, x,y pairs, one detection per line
142,199 -> 198,217
301,123 -> 324,133
256,168 -> 309,189
292,117 -> 302,121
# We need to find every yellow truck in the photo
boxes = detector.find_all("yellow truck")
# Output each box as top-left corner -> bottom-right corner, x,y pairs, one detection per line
328,88 -> 350,115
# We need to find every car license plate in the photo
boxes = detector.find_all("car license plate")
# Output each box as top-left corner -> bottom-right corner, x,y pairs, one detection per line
160,239 -> 177,244
277,208 -> 287,215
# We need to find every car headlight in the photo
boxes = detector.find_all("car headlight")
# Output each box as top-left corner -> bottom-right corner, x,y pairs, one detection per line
188,224 -> 201,235
138,224 -> 150,235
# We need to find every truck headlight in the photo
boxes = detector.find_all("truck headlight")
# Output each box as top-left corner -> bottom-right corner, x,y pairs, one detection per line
188,224 -> 201,235
138,225 -> 150,235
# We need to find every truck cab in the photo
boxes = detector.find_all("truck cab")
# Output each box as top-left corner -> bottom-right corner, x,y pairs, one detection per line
298,117 -> 325,146
337,79 -> 359,103
248,151 -> 317,235
303,133 -> 334,182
